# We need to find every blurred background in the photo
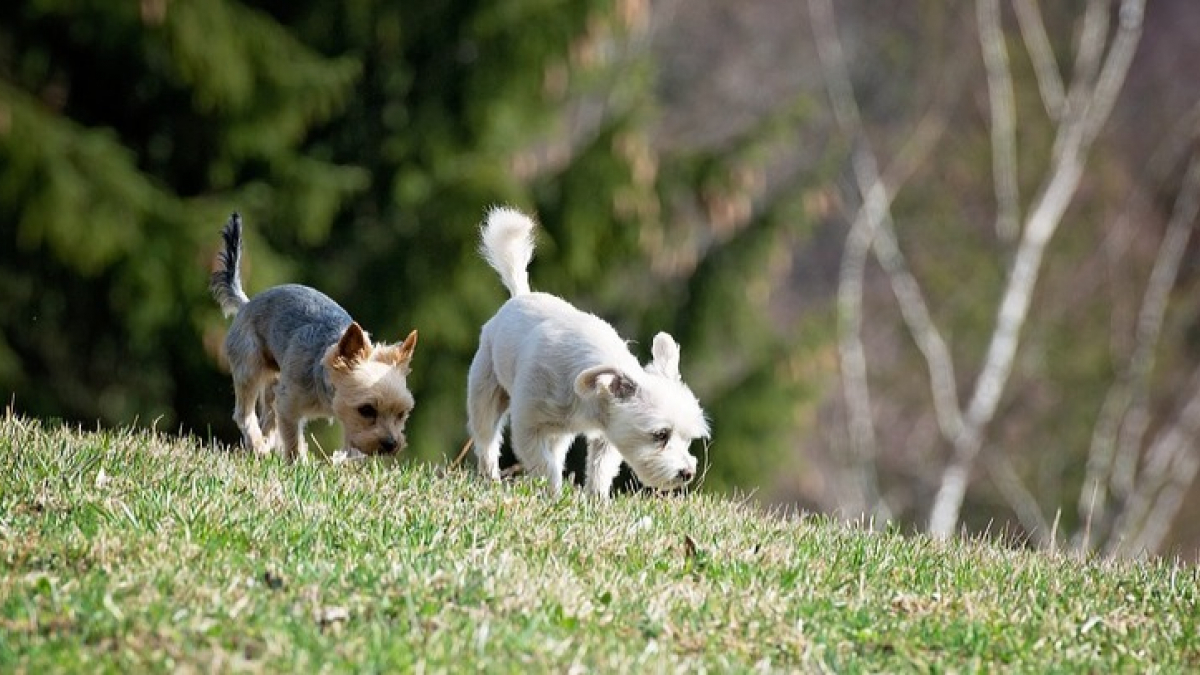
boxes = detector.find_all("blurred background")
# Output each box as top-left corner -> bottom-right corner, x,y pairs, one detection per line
2,0 -> 1198,558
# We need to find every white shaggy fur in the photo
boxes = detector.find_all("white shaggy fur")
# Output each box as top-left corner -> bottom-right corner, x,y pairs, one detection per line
467,206 -> 709,496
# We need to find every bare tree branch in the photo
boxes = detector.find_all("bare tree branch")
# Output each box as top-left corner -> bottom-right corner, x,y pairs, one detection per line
984,452 -> 1052,549
1079,147 -> 1200,551
1109,364 -> 1200,557
810,0 -> 1149,540
836,120 -> 949,519
1131,445 -> 1200,557
1079,4 -> 1145,149
1012,0 -> 1065,119
1109,116 -> 1200,498
928,0 -> 1146,538
809,0 -> 963,442
1101,152 -> 1200,556
810,0 -> 960,521
861,117 -> 963,445
978,0 -> 1020,243
806,0 -> 864,134
809,0 -> 887,520
1054,0 -> 1109,159
834,156 -> 888,519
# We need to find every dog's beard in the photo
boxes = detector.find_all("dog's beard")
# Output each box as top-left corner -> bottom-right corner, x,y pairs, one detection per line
618,442 -> 697,489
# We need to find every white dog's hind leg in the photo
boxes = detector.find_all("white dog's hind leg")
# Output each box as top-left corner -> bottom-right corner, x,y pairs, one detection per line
472,414 -> 506,481
584,436 -> 624,498
467,348 -> 507,480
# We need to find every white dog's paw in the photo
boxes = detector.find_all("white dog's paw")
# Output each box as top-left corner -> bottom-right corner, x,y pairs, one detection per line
331,447 -> 368,465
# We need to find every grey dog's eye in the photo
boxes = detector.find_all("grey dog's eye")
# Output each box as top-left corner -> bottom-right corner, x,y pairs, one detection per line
357,404 -> 377,419
651,428 -> 671,446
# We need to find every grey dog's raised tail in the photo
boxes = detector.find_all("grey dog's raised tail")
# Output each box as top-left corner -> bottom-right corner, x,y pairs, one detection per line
210,212 -> 250,317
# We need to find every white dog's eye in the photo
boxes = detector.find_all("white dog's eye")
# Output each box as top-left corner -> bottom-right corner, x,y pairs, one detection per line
357,404 -> 377,419
651,428 -> 671,446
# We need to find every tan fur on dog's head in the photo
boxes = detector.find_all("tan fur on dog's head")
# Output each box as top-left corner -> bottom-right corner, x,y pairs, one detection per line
323,323 -> 418,456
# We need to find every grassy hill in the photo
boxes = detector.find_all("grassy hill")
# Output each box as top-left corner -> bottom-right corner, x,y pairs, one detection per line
2,412 -> 1197,672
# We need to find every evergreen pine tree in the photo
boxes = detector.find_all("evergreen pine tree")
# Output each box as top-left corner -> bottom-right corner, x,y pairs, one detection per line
0,0 -> 832,493
0,0 -> 365,429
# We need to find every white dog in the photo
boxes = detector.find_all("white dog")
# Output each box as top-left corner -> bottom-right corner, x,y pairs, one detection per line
467,206 -> 709,496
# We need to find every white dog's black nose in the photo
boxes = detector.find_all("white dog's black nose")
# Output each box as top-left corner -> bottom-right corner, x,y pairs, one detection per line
380,437 -> 399,454
678,467 -> 695,482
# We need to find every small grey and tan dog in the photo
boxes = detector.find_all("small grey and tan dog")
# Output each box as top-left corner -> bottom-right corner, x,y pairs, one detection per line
467,206 -> 709,497
211,213 -> 418,462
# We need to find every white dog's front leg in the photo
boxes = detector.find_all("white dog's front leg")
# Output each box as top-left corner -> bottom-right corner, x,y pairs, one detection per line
514,427 -> 573,495
584,436 -> 624,498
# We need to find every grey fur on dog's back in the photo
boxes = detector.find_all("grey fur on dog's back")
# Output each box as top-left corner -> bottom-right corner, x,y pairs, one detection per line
211,211 -> 418,461
210,212 -> 353,403
226,284 -> 352,400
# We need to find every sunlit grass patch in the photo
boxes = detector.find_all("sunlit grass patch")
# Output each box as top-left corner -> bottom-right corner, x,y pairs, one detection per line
2,413 -> 1198,671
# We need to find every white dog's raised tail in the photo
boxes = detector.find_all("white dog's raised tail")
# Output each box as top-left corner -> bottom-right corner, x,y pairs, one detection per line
480,206 -> 536,297
468,204 -> 708,497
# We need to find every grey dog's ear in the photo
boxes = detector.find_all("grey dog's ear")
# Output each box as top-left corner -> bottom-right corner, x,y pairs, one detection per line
575,366 -> 638,401
378,329 -> 418,374
327,322 -> 373,372
649,332 -> 681,380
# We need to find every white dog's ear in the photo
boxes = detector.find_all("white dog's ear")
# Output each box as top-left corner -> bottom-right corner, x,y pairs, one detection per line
650,332 -> 681,380
575,366 -> 638,401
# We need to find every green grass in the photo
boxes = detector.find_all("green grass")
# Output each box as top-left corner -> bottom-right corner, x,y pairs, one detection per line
2,413 -> 1198,672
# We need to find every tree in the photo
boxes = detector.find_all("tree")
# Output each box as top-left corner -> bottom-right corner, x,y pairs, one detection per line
0,0 -> 836,495
805,0 -> 1200,556
0,0 -> 365,433
279,0 -> 833,489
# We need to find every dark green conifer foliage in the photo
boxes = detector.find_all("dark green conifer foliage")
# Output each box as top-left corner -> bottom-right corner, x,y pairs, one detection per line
0,0 -> 365,429
0,0 -> 829,492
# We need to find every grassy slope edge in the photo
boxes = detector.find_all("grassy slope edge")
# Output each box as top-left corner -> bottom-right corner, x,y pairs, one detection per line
1,413 -> 1198,672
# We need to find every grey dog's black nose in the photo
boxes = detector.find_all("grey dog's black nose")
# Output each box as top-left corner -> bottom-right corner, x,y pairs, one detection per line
678,467 -> 695,482
380,437 -> 399,454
